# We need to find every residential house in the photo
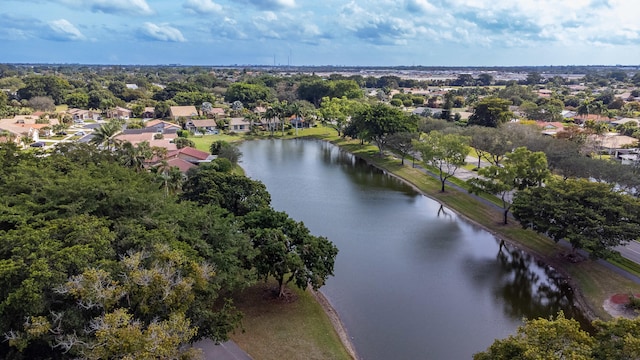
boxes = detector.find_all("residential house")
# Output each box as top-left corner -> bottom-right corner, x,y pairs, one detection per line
412,107 -> 443,117
187,119 -> 218,133
610,118 -> 639,127
113,131 -> 178,151
593,134 -> 638,154
561,110 -> 577,119
145,119 -> 182,132
289,115 -> 309,129
614,148 -> 639,165
163,157 -> 197,173
536,121 -> 565,136
68,108 -> 101,122
228,117 -> 251,133
169,106 -> 199,121
176,146 -> 216,164
203,107 -> 225,118
107,106 -> 132,120
142,107 -> 155,119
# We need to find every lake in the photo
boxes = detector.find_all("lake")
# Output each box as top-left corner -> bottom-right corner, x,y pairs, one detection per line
239,139 -> 584,359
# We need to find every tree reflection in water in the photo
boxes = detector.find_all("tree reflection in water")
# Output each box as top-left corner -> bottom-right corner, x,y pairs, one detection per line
465,239 -> 590,329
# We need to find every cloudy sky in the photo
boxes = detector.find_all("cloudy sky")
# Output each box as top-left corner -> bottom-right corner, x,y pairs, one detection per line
1,0 -> 640,66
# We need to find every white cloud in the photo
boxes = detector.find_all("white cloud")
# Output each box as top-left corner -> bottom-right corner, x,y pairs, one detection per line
140,23 -> 186,42
55,0 -> 154,15
405,0 -> 437,13
183,0 -> 223,14
48,19 -> 85,41
240,0 -> 295,10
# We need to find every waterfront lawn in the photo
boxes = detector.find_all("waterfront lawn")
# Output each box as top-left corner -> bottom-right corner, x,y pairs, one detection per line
229,279 -> 352,360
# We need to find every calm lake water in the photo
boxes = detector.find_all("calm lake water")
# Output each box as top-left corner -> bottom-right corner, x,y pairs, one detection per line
239,139 -> 584,360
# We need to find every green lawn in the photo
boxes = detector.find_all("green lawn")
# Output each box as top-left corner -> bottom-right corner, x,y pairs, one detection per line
230,280 -> 352,360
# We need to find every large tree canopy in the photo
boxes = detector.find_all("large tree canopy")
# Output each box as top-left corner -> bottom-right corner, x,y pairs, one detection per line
0,141 -> 337,358
468,97 -> 513,127
224,82 -> 273,107
348,103 -> 418,154
512,178 -> 640,258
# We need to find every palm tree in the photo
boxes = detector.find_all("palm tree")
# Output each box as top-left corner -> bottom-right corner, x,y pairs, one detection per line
289,102 -> 302,136
90,121 -> 121,151
117,141 -> 151,172
265,106 -> 278,136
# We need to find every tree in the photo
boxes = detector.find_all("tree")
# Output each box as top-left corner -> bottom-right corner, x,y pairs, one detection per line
468,97 -> 513,127
592,317 -> 640,359
174,137 -> 195,149
182,169 -> 270,216
468,147 -> 550,224
465,126 -> 512,168
477,73 -> 494,86
116,140 -> 152,172
512,178 -> 640,258
474,312 -> 594,360
17,75 -> 71,104
241,208 -> 338,297
90,121 -> 121,150
28,96 -> 56,112
414,131 -> 470,192
154,101 -> 171,118
210,140 -> 242,165
387,131 -> 418,165
350,103 -> 417,154
319,96 -> 366,137
224,83 -> 272,107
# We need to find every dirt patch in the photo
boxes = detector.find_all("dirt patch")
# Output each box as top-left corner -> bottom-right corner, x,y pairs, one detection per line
310,289 -> 359,360
603,294 -> 640,319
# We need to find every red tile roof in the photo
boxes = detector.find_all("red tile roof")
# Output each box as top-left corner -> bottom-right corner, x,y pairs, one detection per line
178,146 -> 210,160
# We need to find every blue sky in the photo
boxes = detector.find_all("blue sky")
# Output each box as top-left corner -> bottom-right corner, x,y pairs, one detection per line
1,0 -> 640,66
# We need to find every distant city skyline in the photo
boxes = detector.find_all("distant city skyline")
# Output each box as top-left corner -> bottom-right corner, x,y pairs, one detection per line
2,0 -> 640,66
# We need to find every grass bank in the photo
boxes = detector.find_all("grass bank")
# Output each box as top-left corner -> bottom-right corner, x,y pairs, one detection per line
229,279 -> 352,360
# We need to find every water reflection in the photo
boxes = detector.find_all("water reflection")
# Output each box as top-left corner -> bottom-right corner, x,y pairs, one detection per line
464,240 -> 588,326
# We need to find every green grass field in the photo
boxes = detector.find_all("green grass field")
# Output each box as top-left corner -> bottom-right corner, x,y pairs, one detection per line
229,280 -> 352,360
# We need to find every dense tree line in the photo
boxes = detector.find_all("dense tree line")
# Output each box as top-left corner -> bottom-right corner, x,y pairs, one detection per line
0,142 -> 337,359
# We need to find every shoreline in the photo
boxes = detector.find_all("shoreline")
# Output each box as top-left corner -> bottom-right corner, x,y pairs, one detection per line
310,289 -> 359,360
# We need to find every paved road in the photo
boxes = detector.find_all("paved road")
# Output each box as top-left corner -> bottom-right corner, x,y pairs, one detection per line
192,339 -> 253,360
617,241 -> 640,265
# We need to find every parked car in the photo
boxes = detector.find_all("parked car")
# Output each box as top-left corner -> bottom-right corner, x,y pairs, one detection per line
57,131 -> 67,136
75,131 -> 85,136
30,141 -> 45,148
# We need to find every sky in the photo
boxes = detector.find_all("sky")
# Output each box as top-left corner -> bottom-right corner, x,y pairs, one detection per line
1,0 -> 640,66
